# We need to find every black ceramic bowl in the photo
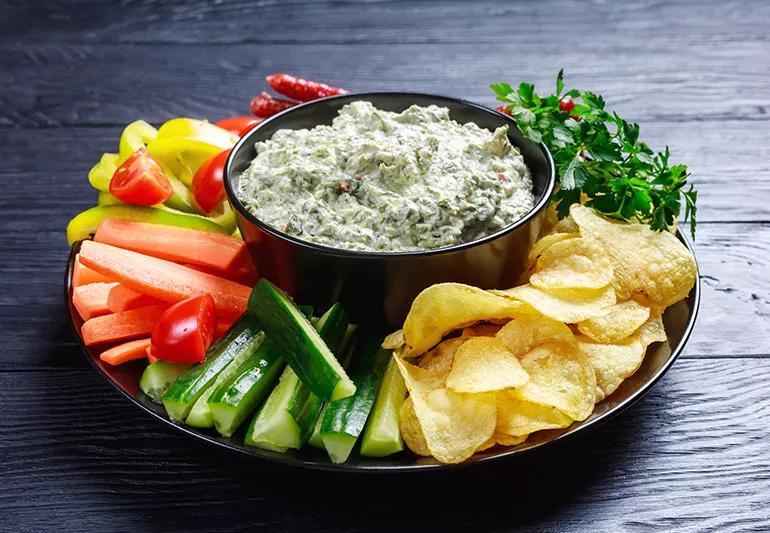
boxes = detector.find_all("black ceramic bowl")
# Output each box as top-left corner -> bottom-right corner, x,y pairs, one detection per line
224,93 -> 555,325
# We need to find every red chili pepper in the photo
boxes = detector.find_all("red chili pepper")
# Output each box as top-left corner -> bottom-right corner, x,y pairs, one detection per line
495,105 -> 513,116
266,73 -> 349,102
250,92 -> 297,118
559,98 -> 575,113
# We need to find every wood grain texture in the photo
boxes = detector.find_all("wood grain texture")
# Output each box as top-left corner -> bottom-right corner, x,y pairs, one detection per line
1,363 -> 768,532
1,0 -> 767,45
0,38 -> 768,128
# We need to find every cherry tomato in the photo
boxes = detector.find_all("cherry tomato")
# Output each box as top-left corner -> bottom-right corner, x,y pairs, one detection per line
214,116 -> 262,137
559,98 -> 575,113
192,149 -> 231,214
109,148 -> 174,206
150,294 -> 216,363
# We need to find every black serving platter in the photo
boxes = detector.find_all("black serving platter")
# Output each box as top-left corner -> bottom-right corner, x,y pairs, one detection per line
65,231 -> 700,473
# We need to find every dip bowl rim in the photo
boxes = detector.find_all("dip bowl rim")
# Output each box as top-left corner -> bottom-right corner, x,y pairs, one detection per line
223,91 -> 556,259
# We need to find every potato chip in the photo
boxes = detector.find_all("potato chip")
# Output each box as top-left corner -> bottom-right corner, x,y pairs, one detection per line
495,310 -> 575,358
496,392 -> 573,436
494,284 -> 616,324
476,436 -> 497,452
578,314 -> 668,401
399,397 -> 431,456
395,358 -> 496,464
530,237 -> 614,290
494,433 -> 528,446
511,342 -> 596,421
418,337 -> 465,377
461,324 -> 502,338
382,329 -> 405,350
527,232 -> 580,267
446,337 -> 529,393
570,204 -> 697,308
402,283 -> 529,356
577,300 -> 651,343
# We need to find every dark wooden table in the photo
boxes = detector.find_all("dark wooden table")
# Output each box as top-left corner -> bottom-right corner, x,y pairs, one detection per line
2,1 -> 769,531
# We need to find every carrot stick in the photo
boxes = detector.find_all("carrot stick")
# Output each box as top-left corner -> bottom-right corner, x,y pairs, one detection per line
94,218 -> 249,272
79,240 -> 250,320
72,282 -> 118,320
107,284 -> 162,313
100,338 -> 152,365
81,304 -> 167,346
73,255 -> 114,286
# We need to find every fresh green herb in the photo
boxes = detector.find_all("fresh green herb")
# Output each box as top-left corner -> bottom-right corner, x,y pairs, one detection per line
491,71 -> 697,238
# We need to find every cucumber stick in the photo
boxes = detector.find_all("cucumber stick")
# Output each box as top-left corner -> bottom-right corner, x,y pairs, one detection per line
139,361 -> 192,403
359,357 -> 406,457
248,280 -> 355,401
206,339 -> 286,436
319,335 -> 392,463
162,316 -> 265,421
307,323 -> 359,449
245,304 -> 350,451
185,337 -> 266,428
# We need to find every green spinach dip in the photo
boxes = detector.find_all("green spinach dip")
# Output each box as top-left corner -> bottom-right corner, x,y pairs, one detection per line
237,101 -> 534,252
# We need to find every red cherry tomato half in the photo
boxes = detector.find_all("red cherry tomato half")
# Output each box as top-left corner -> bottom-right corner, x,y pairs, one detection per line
150,294 -> 216,363
559,98 -> 575,113
192,149 -> 231,214
109,148 -> 174,206
214,116 -> 262,137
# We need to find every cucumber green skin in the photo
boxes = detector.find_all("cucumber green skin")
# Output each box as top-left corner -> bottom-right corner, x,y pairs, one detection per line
307,405 -> 327,449
139,361 -> 192,404
207,339 -> 286,437
319,335 -> 391,463
248,280 -> 354,401
360,357 -> 406,457
244,303 -> 350,451
162,316 -> 264,421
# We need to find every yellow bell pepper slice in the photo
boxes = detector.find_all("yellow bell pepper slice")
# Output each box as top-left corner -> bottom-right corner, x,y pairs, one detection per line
118,120 -> 159,163
156,118 -> 237,147
88,153 -> 120,192
147,137 -> 229,187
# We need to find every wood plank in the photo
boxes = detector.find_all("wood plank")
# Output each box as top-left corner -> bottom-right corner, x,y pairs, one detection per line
1,0 -> 767,45
0,40 -> 767,128
2,362 -> 768,532
0,219 -> 767,369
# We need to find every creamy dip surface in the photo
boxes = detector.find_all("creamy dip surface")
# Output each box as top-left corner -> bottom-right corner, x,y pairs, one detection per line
237,101 -> 535,252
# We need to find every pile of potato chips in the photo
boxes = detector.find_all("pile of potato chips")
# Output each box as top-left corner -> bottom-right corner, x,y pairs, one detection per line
385,204 -> 697,464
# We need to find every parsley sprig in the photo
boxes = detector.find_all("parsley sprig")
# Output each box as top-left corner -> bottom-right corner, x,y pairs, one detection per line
491,71 -> 697,237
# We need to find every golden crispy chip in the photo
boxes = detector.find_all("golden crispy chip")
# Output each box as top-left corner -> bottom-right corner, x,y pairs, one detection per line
530,237 -> 614,291
402,283 -> 530,356
570,204 -> 697,308
552,213 -> 580,234
476,436 -> 497,452
419,337 -> 465,377
382,329 -> 405,350
446,337 -> 529,393
578,314 -> 668,401
399,397 -> 430,456
495,310 -> 575,358
494,433 -> 528,446
496,392 -> 573,436
539,204 -> 580,236
577,300 -> 651,343
493,284 -> 616,324
511,342 -> 596,421
461,325 -> 502,338
527,232 -> 580,267
395,358 -> 496,464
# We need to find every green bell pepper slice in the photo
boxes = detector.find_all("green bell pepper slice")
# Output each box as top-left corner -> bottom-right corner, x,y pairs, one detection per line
118,120 -> 159,163
88,153 -> 119,192
66,205 -> 228,245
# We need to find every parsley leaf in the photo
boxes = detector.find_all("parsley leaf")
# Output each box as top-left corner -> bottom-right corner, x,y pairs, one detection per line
490,72 -> 697,237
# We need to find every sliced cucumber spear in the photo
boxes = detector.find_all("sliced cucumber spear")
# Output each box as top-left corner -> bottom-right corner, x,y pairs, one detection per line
206,339 -> 286,437
139,360 -> 192,404
318,334 -> 392,463
359,357 -> 406,458
162,316 -> 265,421
244,304 -> 351,451
248,280 -> 355,401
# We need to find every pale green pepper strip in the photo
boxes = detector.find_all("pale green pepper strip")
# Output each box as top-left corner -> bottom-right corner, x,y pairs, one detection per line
66,205 -> 228,245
